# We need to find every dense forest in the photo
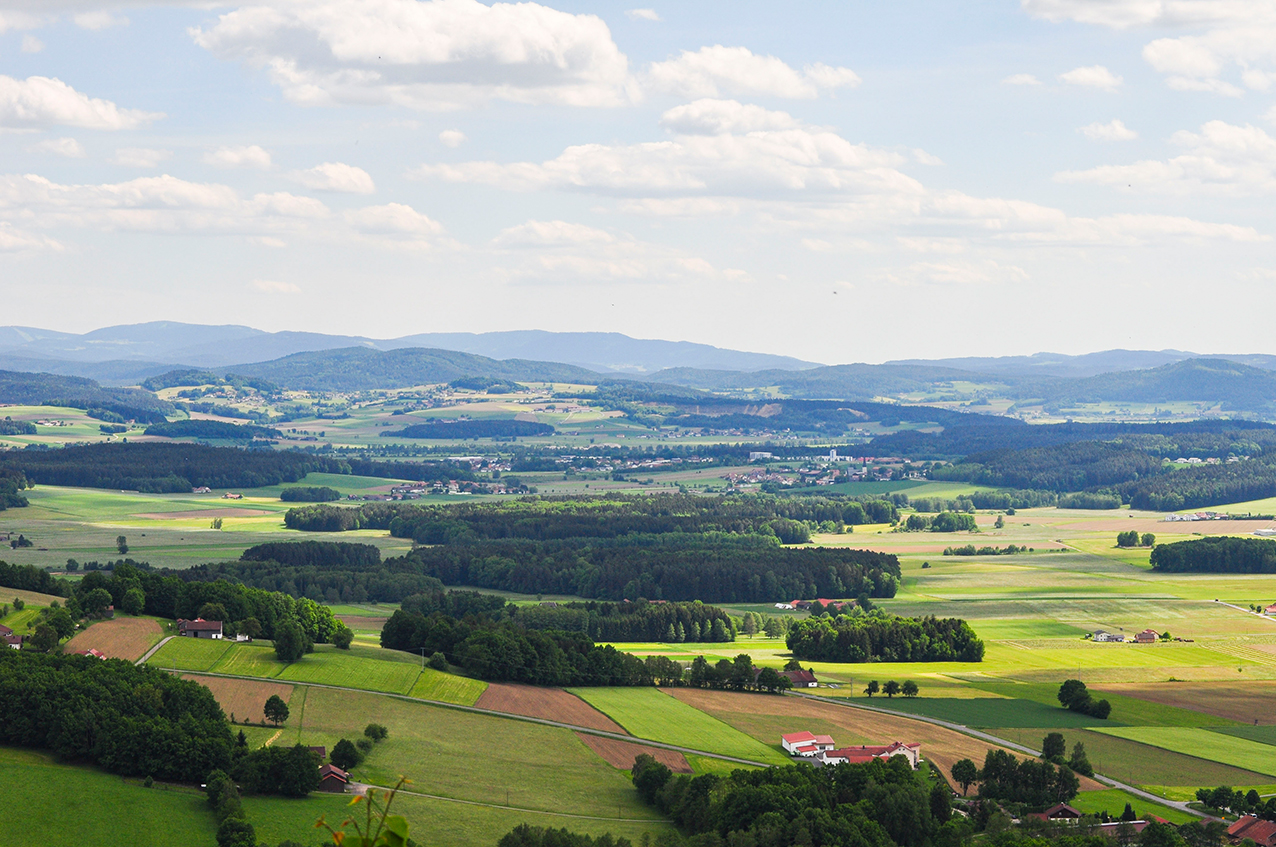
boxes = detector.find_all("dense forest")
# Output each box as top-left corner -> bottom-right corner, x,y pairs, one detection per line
0,417 -> 36,435
1118,457 -> 1276,511
384,419 -> 555,439
509,599 -> 737,643
1149,536 -> 1276,573
144,419 -> 283,440
0,370 -> 173,422
0,443 -> 336,492
932,442 -> 1161,492
0,471 -> 28,510
0,651 -> 232,782
630,753 -> 966,847
278,486 -> 341,502
786,614 -> 984,663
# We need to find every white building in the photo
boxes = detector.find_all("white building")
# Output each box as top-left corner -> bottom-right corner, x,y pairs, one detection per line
781,732 -> 835,757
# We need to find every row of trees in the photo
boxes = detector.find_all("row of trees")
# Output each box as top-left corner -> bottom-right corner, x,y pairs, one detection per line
1116,531 -> 1156,548
1150,536 -> 1276,573
902,512 -> 979,532
786,614 -> 985,663
509,600 -> 738,643
279,486 -> 342,502
1058,680 -> 1113,720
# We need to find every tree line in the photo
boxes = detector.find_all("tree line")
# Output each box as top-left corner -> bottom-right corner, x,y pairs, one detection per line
1118,456 -> 1276,511
509,599 -> 737,643
383,419 -> 555,439
786,613 -> 984,663
144,419 -> 283,441
932,441 -> 1161,493
1150,536 -> 1276,573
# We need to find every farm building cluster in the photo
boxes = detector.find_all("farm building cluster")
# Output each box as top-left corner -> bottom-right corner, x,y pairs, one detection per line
1091,629 -> 1189,644
781,732 -> 920,769
0,623 -> 19,650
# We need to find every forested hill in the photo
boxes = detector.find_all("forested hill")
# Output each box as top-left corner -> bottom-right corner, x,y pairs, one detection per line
0,370 -> 172,422
222,347 -> 601,391
643,362 -> 1001,399
1019,358 -> 1276,411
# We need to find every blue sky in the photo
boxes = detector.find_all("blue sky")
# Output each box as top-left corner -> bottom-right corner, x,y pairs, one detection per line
1,0 -> 1274,363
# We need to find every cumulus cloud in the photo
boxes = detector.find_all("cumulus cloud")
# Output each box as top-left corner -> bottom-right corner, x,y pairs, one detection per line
190,0 -> 632,109
0,75 -> 162,130
29,137 -> 84,157
345,202 -> 441,235
646,46 -> 859,99
252,279 -> 300,293
1080,119 -> 1138,141
658,99 -> 798,135
438,129 -> 466,147
1002,73 -> 1041,85
0,222 -> 61,252
1057,120 -> 1276,195
112,147 -> 171,168
626,8 -> 660,21
495,219 -> 615,246
203,144 -> 273,169
1059,65 -> 1123,91
291,162 -> 375,194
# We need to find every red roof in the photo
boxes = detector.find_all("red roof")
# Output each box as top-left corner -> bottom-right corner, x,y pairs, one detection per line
0,624 -> 12,637
74,648 -> 107,659
318,763 -> 349,782
179,618 -> 223,632
812,735 -> 834,746
782,732 -> 816,745
1229,816 -> 1276,846
782,669 -> 818,685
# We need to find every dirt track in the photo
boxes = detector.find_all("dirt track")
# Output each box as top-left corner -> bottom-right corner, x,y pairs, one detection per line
476,683 -> 626,734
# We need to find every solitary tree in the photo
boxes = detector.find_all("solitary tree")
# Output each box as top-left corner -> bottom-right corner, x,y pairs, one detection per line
116,535 -> 129,555
951,759 -> 978,795
742,614 -> 758,638
883,680 -> 901,698
332,624 -> 354,650
1141,533 -> 1156,548
902,680 -> 920,698
273,619 -> 306,663
1041,732 -> 1066,762
364,723 -> 389,742
330,738 -> 362,771
864,680 -> 880,698
264,694 -> 289,726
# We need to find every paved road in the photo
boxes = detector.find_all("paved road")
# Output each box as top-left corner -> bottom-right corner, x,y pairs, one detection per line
171,668 -> 775,768
789,691 -> 1209,818
135,635 -> 174,666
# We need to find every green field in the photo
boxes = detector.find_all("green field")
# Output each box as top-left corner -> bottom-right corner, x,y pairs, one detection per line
1069,788 -> 1199,825
1091,727 -> 1276,777
408,667 -> 488,705
0,747 -> 216,847
568,687 -> 789,764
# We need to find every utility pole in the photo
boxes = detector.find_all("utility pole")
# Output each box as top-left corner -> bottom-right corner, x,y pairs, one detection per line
420,647 -> 426,669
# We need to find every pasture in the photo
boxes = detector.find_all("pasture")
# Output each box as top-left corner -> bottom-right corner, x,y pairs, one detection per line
1091,726 -> 1276,778
1068,788 -> 1199,825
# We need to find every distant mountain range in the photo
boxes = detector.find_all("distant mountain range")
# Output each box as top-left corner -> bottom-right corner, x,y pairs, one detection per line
0,323 -> 818,380
885,349 -> 1276,379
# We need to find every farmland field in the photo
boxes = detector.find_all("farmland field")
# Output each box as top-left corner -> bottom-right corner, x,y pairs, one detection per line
149,634 -> 234,670
477,682 -> 625,733
569,687 -> 789,764
1069,788 -> 1199,825
576,733 -> 693,774
63,616 -> 164,661
1091,726 -> 1276,777
181,674 -> 294,723
408,667 -> 488,705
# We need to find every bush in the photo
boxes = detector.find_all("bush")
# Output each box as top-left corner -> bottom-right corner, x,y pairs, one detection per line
364,723 -> 389,742
427,651 -> 448,671
356,738 -> 373,754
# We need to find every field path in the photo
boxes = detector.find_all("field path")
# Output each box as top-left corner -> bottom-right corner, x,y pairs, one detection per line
136,635 -> 174,665
173,669 -> 774,767
789,692 -> 1210,819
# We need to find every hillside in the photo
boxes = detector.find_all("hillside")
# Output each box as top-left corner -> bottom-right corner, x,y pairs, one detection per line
224,347 -> 602,391
1021,358 -> 1276,410
0,370 -> 173,421
643,362 -> 1010,399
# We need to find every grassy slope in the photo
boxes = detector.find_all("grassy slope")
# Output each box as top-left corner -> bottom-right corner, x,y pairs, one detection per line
1091,726 -> 1276,777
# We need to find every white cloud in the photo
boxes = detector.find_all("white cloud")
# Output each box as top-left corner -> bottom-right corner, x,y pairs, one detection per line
626,8 -> 660,21
658,99 -> 798,135
253,279 -> 300,293
0,12 -> 42,35
913,149 -> 944,165
646,46 -> 859,99
112,147 -> 171,168
248,235 -> 286,247
73,11 -> 127,29
292,162 -> 375,194
203,144 -> 273,169
191,0 -> 632,110
29,137 -> 84,157
1165,75 -> 1243,96
1002,73 -> 1041,85
1057,120 -> 1276,195
0,75 -> 162,130
20,33 -> 42,52
904,259 -> 1029,286
1267,104 -> 1276,124
495,219 -> 614,246
1080,119 -> 1138,140
0,222 -> 60,252
1059,65 -> 1123,91
438,129 -> 466,147
344,202 -> 442,235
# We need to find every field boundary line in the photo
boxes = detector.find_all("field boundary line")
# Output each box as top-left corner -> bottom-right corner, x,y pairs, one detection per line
351,782 -> 666,823
788,691 -> 1209,819
171,670 -> 774,768
135,635 -> 174,666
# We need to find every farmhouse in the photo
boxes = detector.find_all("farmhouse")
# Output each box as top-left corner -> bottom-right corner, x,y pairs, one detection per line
1092,631 -> 1125,643
781,732 -> 835,757
1134,629 -> 1159,644
820,742 -> 921,769
1228,815 -> 1276,847
3,634 -> 19,650
781,669 -> 819,688
0,624 -> 11,638
318,763 -> 350,793
1265,604 -> 1276,616
1028,804 -> 1083,822
177,618 -> 224,639
73,648 -> 107,659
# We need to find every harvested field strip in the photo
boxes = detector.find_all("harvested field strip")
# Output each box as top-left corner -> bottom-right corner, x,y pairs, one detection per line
64,617 -> 163,661
576,733 -> 692,774
408,669 -> 487,706
477,683 -> 625,733
993,727 -> 1275,788
569,688 -> 787,765
1096,682 -> 1276,725
181,674 -> 293,724
1093,727 -> 1276,777
668,688 -> 1052,783
971,681 -> 1237,727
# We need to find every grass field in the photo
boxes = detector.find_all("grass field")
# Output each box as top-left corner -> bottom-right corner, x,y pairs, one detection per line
1091,726 -> 1276,777
1069,788 -> 1199,825
0,746 -> 215,847
408,667 -> 488,705
569,687 -> 789,764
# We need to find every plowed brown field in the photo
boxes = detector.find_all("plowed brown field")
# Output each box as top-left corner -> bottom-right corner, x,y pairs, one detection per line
182,674 -> 294,722
576,733 -> 692,773
664,688 -> 1100,787
64,617 -> 162,661
1096,681 -> 1276,724
476,683 -> 625,733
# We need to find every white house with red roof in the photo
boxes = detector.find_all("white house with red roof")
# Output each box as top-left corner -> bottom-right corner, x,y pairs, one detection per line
820,741 -> 921,769
781,732 -> 836,757
177,618 -> 224,639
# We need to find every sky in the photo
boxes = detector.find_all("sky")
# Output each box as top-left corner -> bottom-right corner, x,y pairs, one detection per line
1,0 -> 1275,365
